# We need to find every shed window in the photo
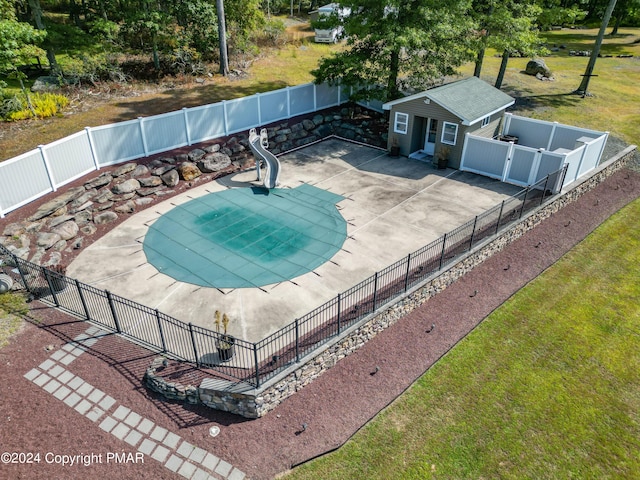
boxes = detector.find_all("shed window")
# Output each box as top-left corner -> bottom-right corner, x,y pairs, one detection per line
442,122 -> 458,145
394,112 -> 409,134
481,116 -> 490,127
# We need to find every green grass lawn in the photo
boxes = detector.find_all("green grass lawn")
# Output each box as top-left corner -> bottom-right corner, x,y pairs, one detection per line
0,292 -> 27,350
461,28 -> 640,145
285,197 -> 640,479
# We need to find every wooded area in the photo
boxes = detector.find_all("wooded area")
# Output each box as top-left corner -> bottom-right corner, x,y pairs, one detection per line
1,0 -> 639,117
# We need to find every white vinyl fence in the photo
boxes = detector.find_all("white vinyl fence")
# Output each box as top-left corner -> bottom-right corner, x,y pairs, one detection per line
460,113 -> 608,191
0,82 -> 354,218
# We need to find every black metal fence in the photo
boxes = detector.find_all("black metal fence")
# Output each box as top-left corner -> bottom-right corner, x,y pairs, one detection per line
0,166 -> 567,388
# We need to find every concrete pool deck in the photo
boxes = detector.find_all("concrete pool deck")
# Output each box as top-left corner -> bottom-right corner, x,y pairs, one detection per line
67,138 -> 522,343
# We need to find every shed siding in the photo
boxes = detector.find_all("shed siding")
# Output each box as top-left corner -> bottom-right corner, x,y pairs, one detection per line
388,98 -> 462,159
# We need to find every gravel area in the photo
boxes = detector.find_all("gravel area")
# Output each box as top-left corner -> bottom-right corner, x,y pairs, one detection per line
0,153 -> 638,480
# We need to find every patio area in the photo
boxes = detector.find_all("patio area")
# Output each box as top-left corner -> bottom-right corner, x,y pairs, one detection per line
67,138 -> 522,343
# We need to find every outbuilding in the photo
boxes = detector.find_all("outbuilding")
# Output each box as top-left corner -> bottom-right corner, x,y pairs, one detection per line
383,76 -> 515,168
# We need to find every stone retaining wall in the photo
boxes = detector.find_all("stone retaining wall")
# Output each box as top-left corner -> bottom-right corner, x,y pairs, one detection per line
190,145 -> 636,418
0,104 -> 386,269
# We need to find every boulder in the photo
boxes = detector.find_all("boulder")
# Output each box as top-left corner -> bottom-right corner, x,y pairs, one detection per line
302,119 -> 316,131
51,221 -> 79,241
52,239 -> 67,251
134,197 -> 154,207
138,186 -> 164,196
3,223 -> 26,237
93,211 -> 119,225
204,144 -> 221,153
71,201 -> 93,213
7,246 -> 29,260
138,176 -> 163,187
49,214 -> 75,229
44,251 -> 63,266
94,190 -> 114,203
111,179 -> 141,195
37,232 -> 62,249
31,76 -> 60,92
525,59 -> 552,78
131,165 -> 150,177
152,165 -> 175,176
161,170 -> 180,187
81,224 -> 98,235
74,210 -> 93,225
115,201 -> 136,214
71,189 -> 97,208
85,173 -> 113,189
95,201 -> 114,211
178,162 -> 202,181
112,163 -> 137,177
188,149 -> 207,162
71,237 -> 84,250
28,187 -> 86,221
197,152 -> 232,173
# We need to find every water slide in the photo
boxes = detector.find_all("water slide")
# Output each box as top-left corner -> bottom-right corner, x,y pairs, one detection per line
249,128 -> 281,189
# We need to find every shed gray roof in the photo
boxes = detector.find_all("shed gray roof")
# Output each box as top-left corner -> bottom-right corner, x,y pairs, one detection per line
383,77 -> 515,126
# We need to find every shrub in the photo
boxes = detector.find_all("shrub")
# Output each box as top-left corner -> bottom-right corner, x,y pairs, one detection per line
5,92 -> 69,121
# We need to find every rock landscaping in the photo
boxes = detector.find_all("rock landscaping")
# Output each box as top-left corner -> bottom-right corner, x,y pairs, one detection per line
0,104 -> 387,270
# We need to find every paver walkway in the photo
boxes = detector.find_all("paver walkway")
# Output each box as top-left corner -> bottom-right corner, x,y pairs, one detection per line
23,325 -> 246,480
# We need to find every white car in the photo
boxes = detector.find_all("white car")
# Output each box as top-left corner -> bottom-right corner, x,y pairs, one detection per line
312,3 -> 350,43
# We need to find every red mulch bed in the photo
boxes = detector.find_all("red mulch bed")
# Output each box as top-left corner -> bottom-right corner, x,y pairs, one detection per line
1,166 -> 639,480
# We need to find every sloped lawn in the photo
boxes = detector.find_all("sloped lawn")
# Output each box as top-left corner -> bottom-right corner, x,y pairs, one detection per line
285,197 -> 640,479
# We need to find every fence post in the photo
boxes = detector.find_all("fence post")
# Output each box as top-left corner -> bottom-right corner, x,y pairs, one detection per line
253,344 -> 260,388
439,233 -> 448,270
138,117 -> 149,156
42,267 -> 60,307
106,291 -> 121,333
188,323 -> 199,367
372,272 -> 379,311
13,257 -> 30,293
155,309 -> 167,353
222,100 -> 229,135
295,318 -> 300,362
404,253 -> 411,292
469,215 -> 478,250
38,145 -> 57,192
75,279 -> 90,320
539,174 -> 551,205
84,127 -> 101,170
519,187 -> 530,219
495,200 -> 505,234
182,108 -> 192,146
336,293 -> 342,335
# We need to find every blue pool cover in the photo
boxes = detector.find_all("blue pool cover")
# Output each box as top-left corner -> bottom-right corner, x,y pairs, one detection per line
143,184 -> 346,288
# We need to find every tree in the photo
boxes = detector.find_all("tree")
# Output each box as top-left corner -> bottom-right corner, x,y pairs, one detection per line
575,0 -> 618,95
0,15 -> 46,113
471,0 -> 544,88
26,0 -> 61,74
312,0 -> 476,102
216,0 -> 229,75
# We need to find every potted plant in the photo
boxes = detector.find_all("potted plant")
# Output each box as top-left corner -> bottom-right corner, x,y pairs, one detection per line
435,146 -> 450,169
389,136 -> 400,157
214,310 -> 235,362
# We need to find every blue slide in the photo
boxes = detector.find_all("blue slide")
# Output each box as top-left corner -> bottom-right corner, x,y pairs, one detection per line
249,128 -> 281,189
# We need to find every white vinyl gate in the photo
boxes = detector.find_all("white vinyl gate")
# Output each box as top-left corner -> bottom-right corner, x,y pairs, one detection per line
460,113 -> 608,191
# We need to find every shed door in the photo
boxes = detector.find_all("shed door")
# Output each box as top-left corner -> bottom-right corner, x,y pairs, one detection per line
424,118 -> 438,155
